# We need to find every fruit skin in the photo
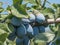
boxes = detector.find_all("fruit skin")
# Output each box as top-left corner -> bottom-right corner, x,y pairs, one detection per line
33,26 -> 52,36
39,26 -> 45,33
33,26 -> 45,36
29,13 -> 35,22
21,13 -> 35,24
36,13 -> 45,23
24,24 -> 34,39
21,18 -> 30,24
16,36 -> 30,45
16,24 -> 26,38
23,36 -> 30,45
33,27 -> 39,36
16,37 -> 23,45
11,17 -> 22,26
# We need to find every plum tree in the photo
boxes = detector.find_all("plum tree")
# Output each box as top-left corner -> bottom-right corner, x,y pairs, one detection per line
0,0 -> 60,45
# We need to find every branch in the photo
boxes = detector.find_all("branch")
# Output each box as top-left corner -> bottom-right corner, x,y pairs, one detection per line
32,18 -> 60,26
42,0 -> 47,8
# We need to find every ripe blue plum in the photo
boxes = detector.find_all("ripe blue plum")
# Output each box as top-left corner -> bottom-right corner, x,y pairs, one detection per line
33,27 -> 39,36
23,36 -> 30,45
16,38 -> 23,45
36,13 -> 45,23
21,18 -> 30,24
21,13 -> 35,24
11,17 -> 22,26
16,24 -> 26,38
24,24 -> 34,38
33,26 -> 45,36
29,13 -> 35,22
16,36 -> 30,45
39,26 -> 45,33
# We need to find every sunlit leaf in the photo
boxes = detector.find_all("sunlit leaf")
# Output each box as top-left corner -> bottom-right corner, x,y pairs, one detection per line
43,8 -> 55,14
0,33 -> 8,42
52,4 -> 60,9
11,6 -> 29,18
17,4 -> 27,15
0,29 -> 6,35
0,2 -> 3,7
34,32 -> 55,43
0,23 -> 10,32
35,0 -> 41,5
1,14 -> 8,19
7,23 -> 15,33
24,0 -> 37,5
13,0 -> 28,15
13,0 -> 23,5
56,7 -> 60,17
0,8 -> 4,13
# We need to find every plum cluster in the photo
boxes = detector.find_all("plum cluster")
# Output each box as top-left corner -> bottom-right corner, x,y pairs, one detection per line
7,10 -> 55,45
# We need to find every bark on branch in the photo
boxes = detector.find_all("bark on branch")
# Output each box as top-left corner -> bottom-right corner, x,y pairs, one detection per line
32,18 -> 60,26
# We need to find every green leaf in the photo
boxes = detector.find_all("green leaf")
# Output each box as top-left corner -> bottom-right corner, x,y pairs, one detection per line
24,0 -> 37,5
0,2 -> 3,13
0,23 -> 10,32
43,8 -> 55,14
34,33 -> 48,42
0,8 -> 4,13
7,14 -> 14,19
11,6 -> 29,18
55,38 -> 60,45
56,7 -> 60,17
57,24 -> 60,38
49,24 -> 58,32
0,23 -> 14,33
1,14 -> 8,19
52,4 -> 60,9
0,14 -> 13,23
35,0 -> 41,5
17,4 -> 27,15
0,2 -> 3,7
34,32 -> 55,43
34,40 -> 46,45
0,33 -> 8,42
7,23 -> 15,33
31,5 -> 42,9
0,29 -> 6,35
13,0 -> 23,5
13,0 -> 28,15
